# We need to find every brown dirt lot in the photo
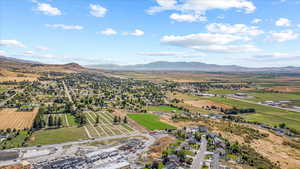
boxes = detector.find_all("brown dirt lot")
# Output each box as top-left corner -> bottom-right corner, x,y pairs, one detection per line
184,100 -> 232,109
147,136 -> 176,160
0,108 -> 38,130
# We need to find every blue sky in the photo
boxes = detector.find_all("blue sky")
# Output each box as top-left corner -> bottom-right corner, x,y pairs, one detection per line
1,0 -> 300,67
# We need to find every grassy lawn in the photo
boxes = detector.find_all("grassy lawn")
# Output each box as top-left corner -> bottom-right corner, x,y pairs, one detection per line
128,113 -> 176,130
208,89 -> 238,94
207,96 -> 300,131
246,92 -> 300,102
146,105 -> 184,113
28,127 -> 88,146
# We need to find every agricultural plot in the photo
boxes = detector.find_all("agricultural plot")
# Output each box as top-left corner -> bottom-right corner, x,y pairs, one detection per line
128,113 -> 176,131
207,97 -> 300,132
28,127 -> 88,146
146,105 -> 184,113
0,108 -> 38,130
84,111 -> 135,138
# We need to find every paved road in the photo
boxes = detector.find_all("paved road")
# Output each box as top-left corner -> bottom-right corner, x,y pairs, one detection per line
211,152 -> 220,169
228,96 -> 300,113
8,132 -> 152,152
62,81 -> 74,104
191,135 -> 207,169
62,81 -> 94,138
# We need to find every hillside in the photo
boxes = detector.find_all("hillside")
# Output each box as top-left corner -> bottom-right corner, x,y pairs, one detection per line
0,56 -> 102,81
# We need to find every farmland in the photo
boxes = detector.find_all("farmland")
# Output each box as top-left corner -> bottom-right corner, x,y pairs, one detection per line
0,108 -> 38,130
128,113 -> 176,130
84,111 -> 135,138
28,127 -> 88,146
207,96 -> 300,131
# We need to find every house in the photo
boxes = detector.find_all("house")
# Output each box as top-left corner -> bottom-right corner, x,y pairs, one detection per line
168,154 -> 179,162
235,93 -> 248,97
188,138 -> 197,145
164,161 -> 180,169
198,126 -> 208,133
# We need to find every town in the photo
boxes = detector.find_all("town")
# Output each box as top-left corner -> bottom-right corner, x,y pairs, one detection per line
0,70 -> 299,169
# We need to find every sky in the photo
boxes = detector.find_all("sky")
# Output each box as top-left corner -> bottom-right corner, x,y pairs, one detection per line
1,0 -> 300,67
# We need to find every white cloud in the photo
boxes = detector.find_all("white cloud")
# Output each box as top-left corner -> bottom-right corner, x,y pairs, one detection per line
190,44 -> 260,53
147,0 -> 256,22
275,18 -> 291,27
36,3 -> 62,16
137,51 -> 206,57
98,28 -> 117,35
131,29 -> 144,36
45,24 -> 84,30
170,13 -> 206,22
251,18 -> 262,24
0,40 -> 26,48
0,50 -> 6,56
268,30 -> 298,42
206,23 -> 264,36
35,46 -> 49,51
161,33 -> 250,46
160,33 -> 259,53
89,4 -> 107,17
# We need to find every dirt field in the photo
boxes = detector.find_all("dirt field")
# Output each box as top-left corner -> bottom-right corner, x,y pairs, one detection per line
147,136 -> 176,160
184,100 -> 232,109
0,108 -> 38,130
0,69 -> 39,82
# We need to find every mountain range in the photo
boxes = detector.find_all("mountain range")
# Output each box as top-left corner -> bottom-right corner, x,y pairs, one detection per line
1,56 -> 300,73
87,61 -> 300,73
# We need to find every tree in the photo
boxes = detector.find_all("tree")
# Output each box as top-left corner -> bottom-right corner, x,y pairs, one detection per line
123,116 -> 127,123
48,115 -> 54,126
96,114 -> 100,124
113,115 -> 119,124
279,123 -> 286,129
58,117 -> 63,127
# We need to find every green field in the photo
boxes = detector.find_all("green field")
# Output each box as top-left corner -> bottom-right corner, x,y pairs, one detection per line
208,89 -> 300,104
246,92 -> 300,102
146,105 -> 184,113
66,114 -> 77,126
128,113 -> 176,130
208,89 -> 238,94
207,97 -> 300,131
28,127 -> 88,146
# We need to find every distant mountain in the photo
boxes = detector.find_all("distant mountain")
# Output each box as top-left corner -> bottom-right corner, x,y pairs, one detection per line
87,61 -> 300,73
0,56 -> 40,64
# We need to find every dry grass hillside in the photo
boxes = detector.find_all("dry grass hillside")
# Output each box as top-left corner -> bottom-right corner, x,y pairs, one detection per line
0,57 -> 102,81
